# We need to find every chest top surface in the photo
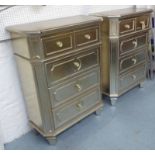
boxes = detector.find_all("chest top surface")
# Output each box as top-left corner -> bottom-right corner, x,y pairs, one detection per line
6,15 -> 102,35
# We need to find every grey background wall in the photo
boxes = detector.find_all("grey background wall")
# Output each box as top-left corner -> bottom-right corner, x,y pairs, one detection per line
0,5 -> 139,144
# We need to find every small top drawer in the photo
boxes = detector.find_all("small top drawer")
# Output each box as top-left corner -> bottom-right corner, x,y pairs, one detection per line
42,33 -> 73,57
120,34 -> 147,55
119,18 -> 135,35
136,15 -> 150,31
45,48 -> 99,86
75,26 -> 99,47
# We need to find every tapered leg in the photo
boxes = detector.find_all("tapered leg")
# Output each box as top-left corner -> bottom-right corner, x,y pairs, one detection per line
139,82 -> 144,88
47,137 -> 57,145
32,129 -> 40,135
95,107 -> 103,115
110,97 -> 118,106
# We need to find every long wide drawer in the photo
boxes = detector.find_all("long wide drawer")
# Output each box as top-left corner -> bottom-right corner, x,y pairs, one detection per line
120,33 -> 148,56
45,48 -> 99,86
119,50 -> 146,73
119,65 -> 146,92
52,88 -> 101,129
49,68 -> 100,107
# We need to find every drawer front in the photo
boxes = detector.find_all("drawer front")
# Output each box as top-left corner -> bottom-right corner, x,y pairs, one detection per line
45,49 -> 99,86
119,66 -> 145,91
120,18 -> 135,34
136,15 -> 150,31
42,33 -> 73,57
49,69 -> 100,107
120,34 -> 147,55
120,51 -> 146,72
53,88 -> 100,128
75,26 -> 99,47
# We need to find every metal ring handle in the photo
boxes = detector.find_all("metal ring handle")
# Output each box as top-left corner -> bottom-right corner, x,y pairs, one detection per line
131,58 -> 137,64
73,59 -> 82,71
132,40 -> 137,48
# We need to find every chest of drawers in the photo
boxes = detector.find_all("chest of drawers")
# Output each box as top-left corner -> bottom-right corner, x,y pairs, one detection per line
92,8 -> 153,105
6,15 -> 103,144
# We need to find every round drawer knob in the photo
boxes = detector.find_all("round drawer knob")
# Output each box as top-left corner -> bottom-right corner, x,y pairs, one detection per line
84,34 -> 91,40
75,83 -> 82,91
33,55 -> 41,59
73,60 -> 81,71
56,41 -> 63,48
124,24 -> 130,29
132,75 -> 136,80
76,103 -> 83,110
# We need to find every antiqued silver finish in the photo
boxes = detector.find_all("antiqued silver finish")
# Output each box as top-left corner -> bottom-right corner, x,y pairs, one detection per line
6,15 -> 103,144
92,8 -> 153,104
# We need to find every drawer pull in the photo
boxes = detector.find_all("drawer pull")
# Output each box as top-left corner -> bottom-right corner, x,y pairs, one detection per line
75,83 -> 82,91
132,40 -> 137,48
132,58 -> 137,64
73,60 -> 81,71
56,41 -> 63,48
33,55 -> 41,59
124,24 -> 131,29
132,75 -> 137,80
140,21 -> 146,29
84,34 -> 91,40
76,103 -> 83,110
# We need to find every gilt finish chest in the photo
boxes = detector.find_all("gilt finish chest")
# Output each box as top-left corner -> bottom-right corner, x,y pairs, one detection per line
6,15 -> 103,144
92,8 -> 153,105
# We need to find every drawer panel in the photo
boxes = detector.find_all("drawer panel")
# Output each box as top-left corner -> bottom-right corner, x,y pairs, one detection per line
119,18 -> 135,34
45,49 -> 99,86
120,34 -> 147,55
136,15 -> 150,31
119,66 -> 145,91
75,26 -> 99,47
49,69 -> 100,107
42,33 -> 73,57
53,88 -> 100,128
120,51 -> 146,72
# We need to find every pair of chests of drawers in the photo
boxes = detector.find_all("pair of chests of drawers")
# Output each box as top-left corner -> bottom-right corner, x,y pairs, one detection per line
118,14 -> 150,92
37,24 -> 101,128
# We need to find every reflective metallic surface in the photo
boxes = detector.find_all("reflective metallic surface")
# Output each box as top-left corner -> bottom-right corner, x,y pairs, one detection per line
92,8 -> 153,105
6,15 -> 103,144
